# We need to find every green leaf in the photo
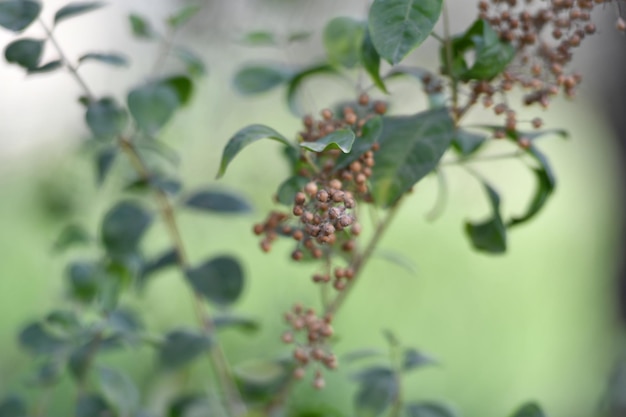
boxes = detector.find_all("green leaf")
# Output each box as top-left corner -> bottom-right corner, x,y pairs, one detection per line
159,329 -> 213,369
168,394 -> 211,417
140,248 -> 178,285
108,308 -> 143,336
53,223 -> 91,253
403,348 -> 436,371
342,348 -> 386,363
30,360 -> 63,386
300,129 -> 356,153
361,29 -> 387,93
406,402 -> 460,417
54,2 -> 105,25
287,64 -> 338,115
369,0 -> 443,65
127,76 -> 193,134
183,189 -> 252,214
276,175 -> 309,206
452,129 -> 487,156
0,396 -> 27,417
95,146 -> 116,185
240,30 -> 276,46
174,47 -> 206,77
4,38 -> 43,70
129,13 -> 153,38
233,64 -> 292,95
354,366 -> 399,417
18,322 -> 68,355
79,52 -> 129,67
385,66 -> 446,108
0,0 -> 41,32
97,366 -> 140,416
67,260 -> 103,302
234,359 -> 287,386
186,255 -> 245,307
28,59 -> 62,74
76,393 -> 111,417
46,310 -> 80,333
217,124 -> 292,178
167,4 -> 201,29
101,201 -> 152,256
443,19 -> 514,81
335,116 -> 383,171
508,164 -> 552,228
510,402 -> 546,417
214,315 -> 259,333
86,97 -> 128,139
287,31 -> 312,43
465,181 -> 507,253
323,17 -> 365,68
371,108 -> 455,207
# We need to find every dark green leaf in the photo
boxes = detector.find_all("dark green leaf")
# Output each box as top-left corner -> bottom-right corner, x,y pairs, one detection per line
342,348 -> 386,363
443,19 -> 514,81
361,29 -> 387,93
125,175 -> 181,196
403,348 -> 436,371
67,261 -> 103,302
167,4 -> 201,29
354,366 -> 399,417
369,0 -> 443,65
510,402 -> 546,417
217,124 -> 292,178
45,310 -> 80,333
140,248 -> 178,284
79,52 -> 129,67
97,366 -> 140,416
233,64 -> 292,95
53,223 -> 91,253
235,359 -> 287,386
0,0 -> 41,32
54,2 -> 105,25
4,38 -> 43,70
129,14 -> 153,38
95,146 -> 116,185
163,75 -> 194,105
287,31 -> 312,43
276,175 -> 309,206
186,255 -> 245,307
174,47 -> 206,77
371,108 -> 455,207
300,129 -> 356,153
382,329 -> 400,347
159,329 -> 213,369
0,396 -> 27,417
168,394 -> 211,417
108,308 -> 143,335
86,97 -> 128,139
184,189 -> 252,214
335,116 -> 382,171
99,259 -> 139,311
406,402 -> 460,417
465,181 -> 506,253
214,315 -> 259,333
18,322 -> 68,355
30,360 -> 62,386
323,16 -> 364,68
240,30 -> 276,46
76,393 -> 111,417
101,201 -> 152,256
287,64 -> 338,115
28,59 -> 62,74
507,165 -> 552,228
452,129 -> 487,156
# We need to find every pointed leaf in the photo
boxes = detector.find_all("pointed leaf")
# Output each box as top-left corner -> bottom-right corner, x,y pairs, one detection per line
95,146 -> 117,185
159,329 -> 213,369
361,29 -> 387,93
174,47 -> 206,77
97,366 -> 140,416
129,13 -> 153,38
214,315 -> 259,333
403,348 -> 436,371
86,97 -> 128,139
140,248 -> 178,283
369,0 -> 443,65
452,129 -> 487,156
510,402 -> 546,417
406,402 -> 460,417
18,322 -> 68,355
167,394 -> 211,417
53,223 -> 91,253
217,124 -> 292,178
79,52 -> 129,67
372,249 -> 417,275
300,129 -> 355,153
4,38 -> 43,70
323,16 -> 365,68
240,30 -> 276,46
465,181 -> 506,253
101,201 -> 152,256
167,4 -> 201,29
334,116 -> 382,171
184,189 -> 252,213
233,64 -> 292,95
54,2 -> 105,25
354,366 -> 399,417
0,0 -> 41,32
287,31 -> 312,43
371,108 -> 455,207
186,256 -> 244,307
28,59 -> 62,74
235,359 -> 287,386
342,348 -> 386,363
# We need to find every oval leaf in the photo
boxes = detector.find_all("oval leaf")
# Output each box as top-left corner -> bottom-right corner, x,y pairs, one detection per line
186,255 -> 244,307
4,38 -> 43,70
95,146 -> 117,185
217,124 -> 292,178
54,2 -> 105,25
97,366 -> 140,416
371,108 -> 455,207
0,0 -> 41,32
184,189 -> 252,213
159,329 -> 213,369
79,52 -> 129,67
403,348 -> 436,371
18,322 -> 69,355
233,64 -> 292,95
323,16 -> 365,68
510,402 -> 546,417
354,367 -> 399,417
361,29 -> 387,93
240,30 -> 276,46
67,260 -> 103,302
86,97 -> 128,139
129,13 -> 153,38
101,201 -> 152,256
406,402 -> 460,417
369,0 -> 443,65
335,116 -> 383,170
214,315 -> 259,333
300,129 -> 356,153
167,4 -> 201,29
28,59 -> 63,74
175,47 -> 206,78
465,181 -> 507,253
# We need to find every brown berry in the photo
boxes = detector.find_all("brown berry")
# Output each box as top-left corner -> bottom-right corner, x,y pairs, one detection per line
292,250 -> 304,261
253,224 -> 265,235
304,182 -> 318,196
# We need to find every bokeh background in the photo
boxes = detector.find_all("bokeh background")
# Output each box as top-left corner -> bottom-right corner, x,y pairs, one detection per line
0,1 -> 625,416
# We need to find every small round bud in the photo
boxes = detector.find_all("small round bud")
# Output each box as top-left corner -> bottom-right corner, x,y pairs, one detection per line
332,191 -> 345,202
317,190 -> 329,202
351,223 -> 362,236
293,205 -> 304,216
342,240 -> 355,252
350,161 -> 362,173
518,137 -> 531,149
345,112 -> 357,125
295,192 -> 307,205
334,268 -> 345,279
313,375 -> 325,390
312,248 -> 323,258
329,179 -> 342,190
328,207 -> 342,219
531,118 -> 543,129
293,230 -> 304,241
292,250 -> 304,261
294,347 -> 308,363
321,109 -> 333,120
344,267 -> 355,279
344,198 -> 355,209
301,211 -> 314,223
304,182 -> 318,196
339,216 -> 354,227
373,101 -> 387,114
293,367 -> 306,380
333,279 -> 346,291
358,93 -> 370,106
282,332 -> 294,343
260,240 -> 271,253
253,224 -> 265,235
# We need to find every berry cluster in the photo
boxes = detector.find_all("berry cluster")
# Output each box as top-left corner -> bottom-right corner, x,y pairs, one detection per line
282,304 -> 337,389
